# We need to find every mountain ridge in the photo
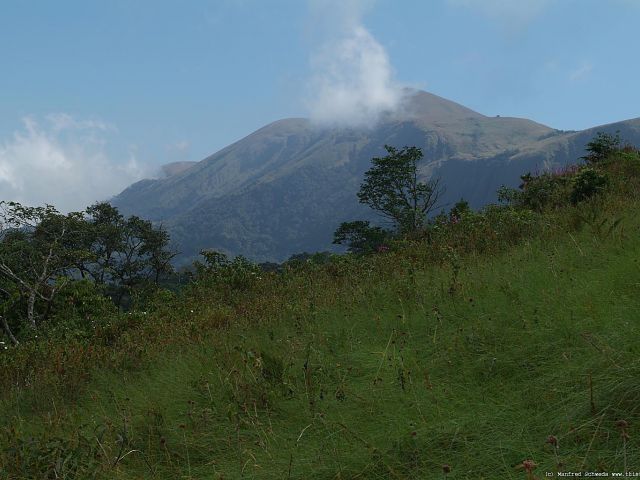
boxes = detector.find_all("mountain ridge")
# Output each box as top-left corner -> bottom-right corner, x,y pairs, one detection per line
111,90 -> 640,262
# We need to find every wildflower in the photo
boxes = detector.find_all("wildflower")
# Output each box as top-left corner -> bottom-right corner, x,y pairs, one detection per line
516,459 -> 537,478
545,435 -> 558,447
377,244 -> 389,253
616,419 -> 630,440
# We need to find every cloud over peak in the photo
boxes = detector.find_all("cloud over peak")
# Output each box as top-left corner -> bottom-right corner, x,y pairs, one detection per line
305,0 -> 405,128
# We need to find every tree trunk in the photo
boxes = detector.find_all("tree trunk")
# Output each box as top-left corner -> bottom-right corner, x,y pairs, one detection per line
1,315 -> 19,346
27,291 -> 37,329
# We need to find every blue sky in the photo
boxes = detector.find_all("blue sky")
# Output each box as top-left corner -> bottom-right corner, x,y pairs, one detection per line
0,0 -> 638,211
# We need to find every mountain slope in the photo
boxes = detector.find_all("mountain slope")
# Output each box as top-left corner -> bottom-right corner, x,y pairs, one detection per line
111,90 -> 640,262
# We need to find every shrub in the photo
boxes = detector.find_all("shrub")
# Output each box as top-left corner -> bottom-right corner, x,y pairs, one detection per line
194,250 -> 262,292
333,220 -> 391,254
42,280 -> 117,340
571,168 -> 608,204
582,131 -> 621,164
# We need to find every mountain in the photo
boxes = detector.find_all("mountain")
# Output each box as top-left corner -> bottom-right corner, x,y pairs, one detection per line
160,161 -> 198,177
111,90 -> 640,262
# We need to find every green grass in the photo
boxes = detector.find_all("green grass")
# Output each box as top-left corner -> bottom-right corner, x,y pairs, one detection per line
3,154 -> 640,479
3,202 -> 640,479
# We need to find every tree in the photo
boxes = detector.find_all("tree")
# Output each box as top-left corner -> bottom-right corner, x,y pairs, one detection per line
84,203 -> 177,306
449,198 -> 471,222
0,202 -> 86,340
357,145 -> 443,233
83,202 -> 125,284
332,220 -> 390,254
0,200 -> 178,344
582,131 -> 621,164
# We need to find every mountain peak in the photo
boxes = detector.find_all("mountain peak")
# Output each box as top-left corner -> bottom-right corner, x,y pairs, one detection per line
400,89 -> 485,123
111,91 -> 640,263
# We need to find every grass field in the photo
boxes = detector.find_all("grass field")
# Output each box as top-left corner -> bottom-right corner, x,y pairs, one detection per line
2,156 -> 640,479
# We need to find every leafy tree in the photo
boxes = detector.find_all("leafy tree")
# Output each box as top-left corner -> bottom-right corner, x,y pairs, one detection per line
333,220 -> 390,254
582,131 -> 621,164
83,202 -> 125,284
498,172 -> 569,213
83,203 -> 177,306
0,201 -> 178,345
449,199 -> 471,222
357,145 -> 443,233
195,249 -> 231,275
0,202 -> 86,341
194,249 -> 261,291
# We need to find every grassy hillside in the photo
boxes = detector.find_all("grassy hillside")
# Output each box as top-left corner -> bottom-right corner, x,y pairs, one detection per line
2,150 -> 640,479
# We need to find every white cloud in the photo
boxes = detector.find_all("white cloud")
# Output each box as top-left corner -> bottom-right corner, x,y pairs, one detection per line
0,115 -> 150,213
305,0 -> 405,128
448,0 -> 552,29
569,61 -> 594,81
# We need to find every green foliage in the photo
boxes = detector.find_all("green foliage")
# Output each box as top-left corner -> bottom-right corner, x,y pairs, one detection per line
0,201 -> 176,343
357,145 -> 443,233
0,202 -> 87,340
84,202 -> 177,302
570,167 -> 608,204
4,196 -> 640,477
333,220 -> 391,254
428,202 -> 540,257
582,131 -> 621,164
449,198 -> 471,221
498,166 -> 583,212
194,249 -> 262,292
46,280 -> 116,339
283,251 -> 334,269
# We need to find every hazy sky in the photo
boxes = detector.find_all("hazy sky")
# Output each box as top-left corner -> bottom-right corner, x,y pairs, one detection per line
1,0 -> 638,210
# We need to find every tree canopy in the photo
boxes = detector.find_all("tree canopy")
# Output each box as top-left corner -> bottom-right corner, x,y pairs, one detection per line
334,145 -> 443,253
0,201 -> 176,344
357,145 -> 443,233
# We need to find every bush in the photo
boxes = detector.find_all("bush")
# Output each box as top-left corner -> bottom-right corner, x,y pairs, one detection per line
45,280 -> 117,340
582,131 -> 621,164
498,171 -> 572,212
194,250 -> 263,292
333,221 -> 391,254
571,168 -> 608,204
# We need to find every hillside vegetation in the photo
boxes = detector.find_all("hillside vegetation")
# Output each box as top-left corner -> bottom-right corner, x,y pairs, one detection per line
2,142 -> 640,479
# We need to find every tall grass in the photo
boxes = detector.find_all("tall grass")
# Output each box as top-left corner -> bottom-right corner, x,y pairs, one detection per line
1,152 -> 640,479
